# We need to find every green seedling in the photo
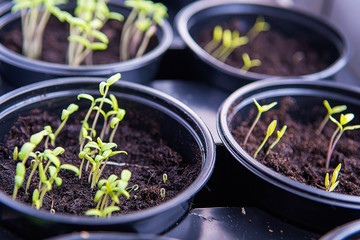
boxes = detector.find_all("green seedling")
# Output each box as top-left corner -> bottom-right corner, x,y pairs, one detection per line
209,27 -> 248,62
326,113 -> 360,169
13,126 -> 54,198
79,137 -> 127,188
120,0 -> 167,61
266,125 -> 287,155
241,53 -> 261,72
85,170 -> 131,218
204,25 -> 223,53
162,173 -> 167,184
247,15 -> 270,41
253,120 -> 277,159
12,0 -> 66,59
243,98 -> 277,145
317,100 -> 347,133
325,163 -> 341,192
160,187 -> 165,199
32,159 -> 79,209
52,103 -> 79,146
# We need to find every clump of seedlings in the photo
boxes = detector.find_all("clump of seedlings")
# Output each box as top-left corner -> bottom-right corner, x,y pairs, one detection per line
85,170 -> 131,218
325,163 -> 341,192
120,0 -> 168,61
11,0 -> 66,59
203,16 -> 269,71
11,73 -> 134,217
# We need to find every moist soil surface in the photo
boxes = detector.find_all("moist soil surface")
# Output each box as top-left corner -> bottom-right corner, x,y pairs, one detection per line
230,97 -> 360,196
0,109 -> 201,216
0,15 -> 157,64
195,19 -> 332,76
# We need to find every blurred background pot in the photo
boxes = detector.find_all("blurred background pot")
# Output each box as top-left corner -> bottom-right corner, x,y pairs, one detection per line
0,0 -> 173,87
176,0 -> 350,91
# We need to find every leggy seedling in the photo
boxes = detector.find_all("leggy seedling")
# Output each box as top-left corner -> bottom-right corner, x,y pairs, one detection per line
120,0 -> 167,61
243,98 -> 277,145
253,120 -> 276,159
241,53 -> 261,72
317,100 -> 347,133
85,170 -> 131,218
325,163 -> 341,192
326,113 -> 360,169
52,103 -> 79,146
12,0 -> 66,59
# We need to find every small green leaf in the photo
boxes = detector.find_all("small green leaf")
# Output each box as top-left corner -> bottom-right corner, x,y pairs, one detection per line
60,164 -> 80,176
53,147 -> 65,156
49,166 -> 57,178
325,173 -> 330,189
90,42 -> 108,50
55,177 -> 62,186
99,82 -> 107,96
109,12 -> 124,22
222,29 -> 232,48
102,206 -> 120,216
91,30 -> 109,44
78,93 -> 94,102
121,169 -> 132,182
340,113 -> 354,126
329,181 -> 339,192
94,190 -> 105,203
15,176 -> 24,188
213,25 -> 222,42
39,163 -> 47,183
32,189 -> 40,203
262,102 -> 278,112
85,209 -> 102,217
332,105 -> 347,114
16,163 -> 26,177
267,120 -> 277,136
30,132 -> 45,145
13,147 -> 18,161
101,142 -> 117,152
110,117 -> 121,128
107,73 -> 121,86
95,155 -> 105,163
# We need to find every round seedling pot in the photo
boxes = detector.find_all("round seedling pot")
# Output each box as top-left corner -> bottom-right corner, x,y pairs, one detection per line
0,0 -> 173,87
0,77 -> 215,239
320,219 -> 360,240
217,79 -> 360,233
176,0 -> 350,91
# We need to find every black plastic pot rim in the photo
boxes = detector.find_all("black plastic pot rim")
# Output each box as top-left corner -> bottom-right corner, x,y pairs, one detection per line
217,78 -> 360,209
320,218 -> 360,240
0,77 -> 216,226
0,1 -> 173,76
175,0 -> 351,82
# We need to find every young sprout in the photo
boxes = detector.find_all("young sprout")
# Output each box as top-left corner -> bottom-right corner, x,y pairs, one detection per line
162,173 -> 167,184
241,53 -> 261,72
12,0 -> 66,59
326,113 -> 360,169
317,100 -> 347,133
85,170 -> 131,218
247,15 -> 270,41
266,125 -> 287,155
253,120 -> 277,159
210,28 -> 248,62
243,98 -> 277,145
325,163 -> 341,192
120,0 -> 167,61
160,188 -> 165,199
204,25 -> 223,53
52,103 -> 79,146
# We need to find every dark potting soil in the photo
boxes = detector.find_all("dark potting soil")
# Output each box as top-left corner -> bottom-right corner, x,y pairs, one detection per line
230,97 -> 360,196
0,109 -> 201,216
0,15 -> 157,64
195,19 -> 331,76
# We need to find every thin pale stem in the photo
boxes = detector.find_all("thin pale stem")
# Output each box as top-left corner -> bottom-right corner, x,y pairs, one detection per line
243,113 -> 261,145
326,127 -> 340,169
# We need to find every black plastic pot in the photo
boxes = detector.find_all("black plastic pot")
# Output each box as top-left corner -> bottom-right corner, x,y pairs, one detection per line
0,77 -> 215,239
217,79 -> 360,233
47,231 -> 178,240
320,219 -> 360,240
176,0 -> 350,91
0,0 -> 173,87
